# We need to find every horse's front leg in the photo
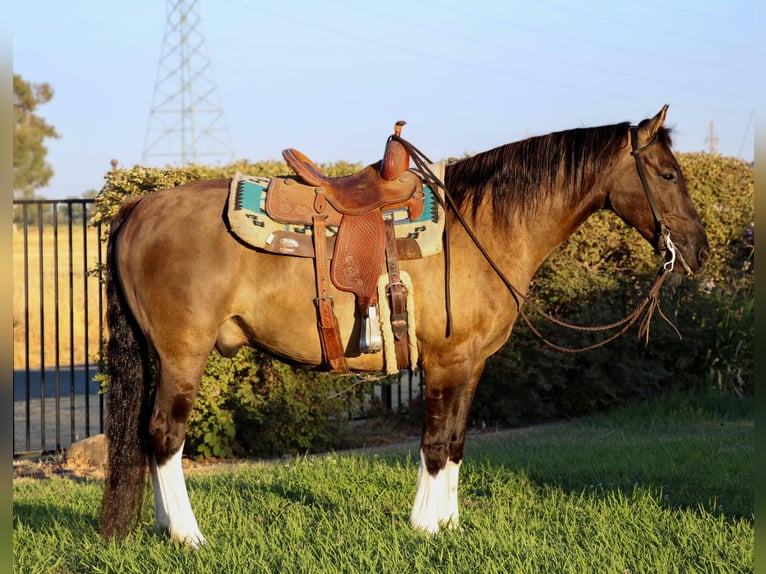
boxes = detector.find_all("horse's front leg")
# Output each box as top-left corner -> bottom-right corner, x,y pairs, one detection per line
410,360 -> 485,534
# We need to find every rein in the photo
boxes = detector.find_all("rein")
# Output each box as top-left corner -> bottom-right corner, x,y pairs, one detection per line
392,132 -> 683,353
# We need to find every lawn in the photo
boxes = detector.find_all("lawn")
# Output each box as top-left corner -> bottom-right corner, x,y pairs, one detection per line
13,391 -> 753,573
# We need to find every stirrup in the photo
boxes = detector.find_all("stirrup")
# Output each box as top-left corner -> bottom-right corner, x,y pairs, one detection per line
360,305 -> 383,353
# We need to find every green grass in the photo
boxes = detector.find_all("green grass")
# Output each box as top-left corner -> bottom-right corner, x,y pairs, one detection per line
13,391 -> 753,573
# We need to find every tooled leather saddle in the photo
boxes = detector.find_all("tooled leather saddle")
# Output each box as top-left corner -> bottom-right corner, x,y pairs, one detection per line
265,122 -> 424,373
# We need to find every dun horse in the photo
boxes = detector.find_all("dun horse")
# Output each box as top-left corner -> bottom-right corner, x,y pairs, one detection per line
101,106 -> 709,545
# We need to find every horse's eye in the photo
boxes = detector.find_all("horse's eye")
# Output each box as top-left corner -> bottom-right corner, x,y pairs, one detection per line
661,173 -> 676,182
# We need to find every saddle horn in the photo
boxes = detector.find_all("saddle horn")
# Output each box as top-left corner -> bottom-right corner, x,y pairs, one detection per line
380,120 -> 410,181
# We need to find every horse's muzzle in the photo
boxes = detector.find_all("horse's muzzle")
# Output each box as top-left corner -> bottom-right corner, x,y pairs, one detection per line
676,243 -> 710,276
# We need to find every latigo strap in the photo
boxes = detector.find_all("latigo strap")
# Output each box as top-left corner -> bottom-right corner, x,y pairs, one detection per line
312,214 -> 348,373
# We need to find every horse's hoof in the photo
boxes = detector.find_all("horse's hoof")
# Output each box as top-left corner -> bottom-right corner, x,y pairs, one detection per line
410,517 -> 440,536
171,529 -> 208,548
441,518 -> 463,532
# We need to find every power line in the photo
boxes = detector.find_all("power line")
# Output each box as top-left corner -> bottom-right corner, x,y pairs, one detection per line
738,110 -> 754,159
230,0 -> 747,106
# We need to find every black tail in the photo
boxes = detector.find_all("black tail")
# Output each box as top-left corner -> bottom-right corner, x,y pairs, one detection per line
100,198 -> 153,542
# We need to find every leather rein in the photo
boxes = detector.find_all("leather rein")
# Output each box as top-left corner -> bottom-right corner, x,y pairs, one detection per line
392,129 -> 686,353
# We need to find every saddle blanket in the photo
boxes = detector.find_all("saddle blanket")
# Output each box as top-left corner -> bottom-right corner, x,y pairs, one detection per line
227,169 -> 445,260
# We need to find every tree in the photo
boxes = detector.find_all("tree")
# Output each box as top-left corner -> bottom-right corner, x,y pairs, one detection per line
13,74 -> 59,199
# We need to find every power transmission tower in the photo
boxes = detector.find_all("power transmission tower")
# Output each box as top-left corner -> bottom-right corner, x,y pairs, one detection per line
705,121 -> 718,155
143,0 -> 235,166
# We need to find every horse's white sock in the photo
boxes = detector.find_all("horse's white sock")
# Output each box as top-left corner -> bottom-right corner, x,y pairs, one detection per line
150,443 -> 207,547
410,449 -> 461,534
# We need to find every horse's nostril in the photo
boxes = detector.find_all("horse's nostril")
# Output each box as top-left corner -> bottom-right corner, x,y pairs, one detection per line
698,246 -> 710,268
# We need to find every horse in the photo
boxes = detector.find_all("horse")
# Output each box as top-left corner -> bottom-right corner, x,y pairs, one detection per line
100,105 -> 709,546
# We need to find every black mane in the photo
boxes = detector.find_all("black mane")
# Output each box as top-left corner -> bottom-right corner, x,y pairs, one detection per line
444,122 -> 672,223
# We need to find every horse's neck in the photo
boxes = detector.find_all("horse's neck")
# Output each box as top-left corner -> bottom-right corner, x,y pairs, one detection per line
468,189 -> 604,286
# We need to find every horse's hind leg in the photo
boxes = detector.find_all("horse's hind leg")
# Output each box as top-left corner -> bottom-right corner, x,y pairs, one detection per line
410,359 -> 486,534
148,352 -> 209,547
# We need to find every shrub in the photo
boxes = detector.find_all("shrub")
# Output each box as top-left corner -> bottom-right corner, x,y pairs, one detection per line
187,348 -> 360,458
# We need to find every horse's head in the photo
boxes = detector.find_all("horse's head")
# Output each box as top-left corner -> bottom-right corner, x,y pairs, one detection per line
606,105 -> 710,275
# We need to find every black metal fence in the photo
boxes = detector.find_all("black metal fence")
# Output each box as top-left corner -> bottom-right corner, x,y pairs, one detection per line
13,199 -> 106,457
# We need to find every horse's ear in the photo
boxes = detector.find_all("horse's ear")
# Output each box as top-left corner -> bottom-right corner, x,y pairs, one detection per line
637,104 -> 669,143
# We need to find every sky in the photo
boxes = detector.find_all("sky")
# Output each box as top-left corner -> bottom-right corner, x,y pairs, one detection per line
11,0 -> 754,200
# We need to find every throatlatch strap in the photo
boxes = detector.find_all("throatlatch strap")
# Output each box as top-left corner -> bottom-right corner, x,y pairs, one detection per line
312,215 -> 349,373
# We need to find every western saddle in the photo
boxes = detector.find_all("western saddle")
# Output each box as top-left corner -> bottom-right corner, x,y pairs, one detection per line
267,122 -> 424,373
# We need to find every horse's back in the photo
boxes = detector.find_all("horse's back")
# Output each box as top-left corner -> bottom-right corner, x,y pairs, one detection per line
120,178 -> 231,234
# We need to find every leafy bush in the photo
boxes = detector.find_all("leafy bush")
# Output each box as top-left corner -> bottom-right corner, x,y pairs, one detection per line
472,153 -> 753,428
91,160 -> 298,226
187,348 -> 359,458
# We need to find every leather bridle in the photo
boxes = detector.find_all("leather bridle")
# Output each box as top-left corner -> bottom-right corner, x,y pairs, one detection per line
629,128 -> 664,250
629,127 -> 690,275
